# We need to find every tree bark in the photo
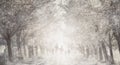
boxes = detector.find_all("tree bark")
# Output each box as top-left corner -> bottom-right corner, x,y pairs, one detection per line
35,46 -> 38,56
101,42 -> 109,61
23,45 -> 26,58
117,39 -> 120,53
118,41 -> 120,53
86,47 -> 89,58
28,46 -> 33,58
93,45 -> 97,55
16,39 -> 22,60
113,32 -> 120,53
108,33 -> 115,64
16,32 -> 23,60
98,46 -> 103,61
6,38 -> 13,62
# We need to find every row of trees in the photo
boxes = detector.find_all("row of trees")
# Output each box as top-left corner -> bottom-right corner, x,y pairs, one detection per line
87,0 -> 120,64
0,0 -> 52,62
66,0 -> 120,64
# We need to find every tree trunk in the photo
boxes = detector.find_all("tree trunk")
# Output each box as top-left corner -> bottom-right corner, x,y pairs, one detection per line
28,46 -> 33,58
118,33 -> 120,53
35,46 -> 38,56
108,33 -> 115,64
93,45 -> 97,56
16,38 -> 22,60
117,40 -> 120,53
101,42 -> 109,61
94,46 -> 98,59
23,45 -> 26,57
16,32 -> 22,60
82,46 -> 85,56
118,43 -> 120,53
86,47 -> 89,58
113,32 -> 120,53
6,38 -> 13,62
99,46 -> 103,61
109,45 -> 114,64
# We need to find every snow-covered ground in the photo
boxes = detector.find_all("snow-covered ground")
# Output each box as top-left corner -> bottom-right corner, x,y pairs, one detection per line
6,57 -> 111,65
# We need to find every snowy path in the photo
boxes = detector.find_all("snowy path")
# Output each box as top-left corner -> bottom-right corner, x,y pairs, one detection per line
7,57 -> 109,65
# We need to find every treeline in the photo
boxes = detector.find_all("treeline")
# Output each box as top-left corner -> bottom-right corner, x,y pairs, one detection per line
75,0 -> 120,64
0,0 -> 52,62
